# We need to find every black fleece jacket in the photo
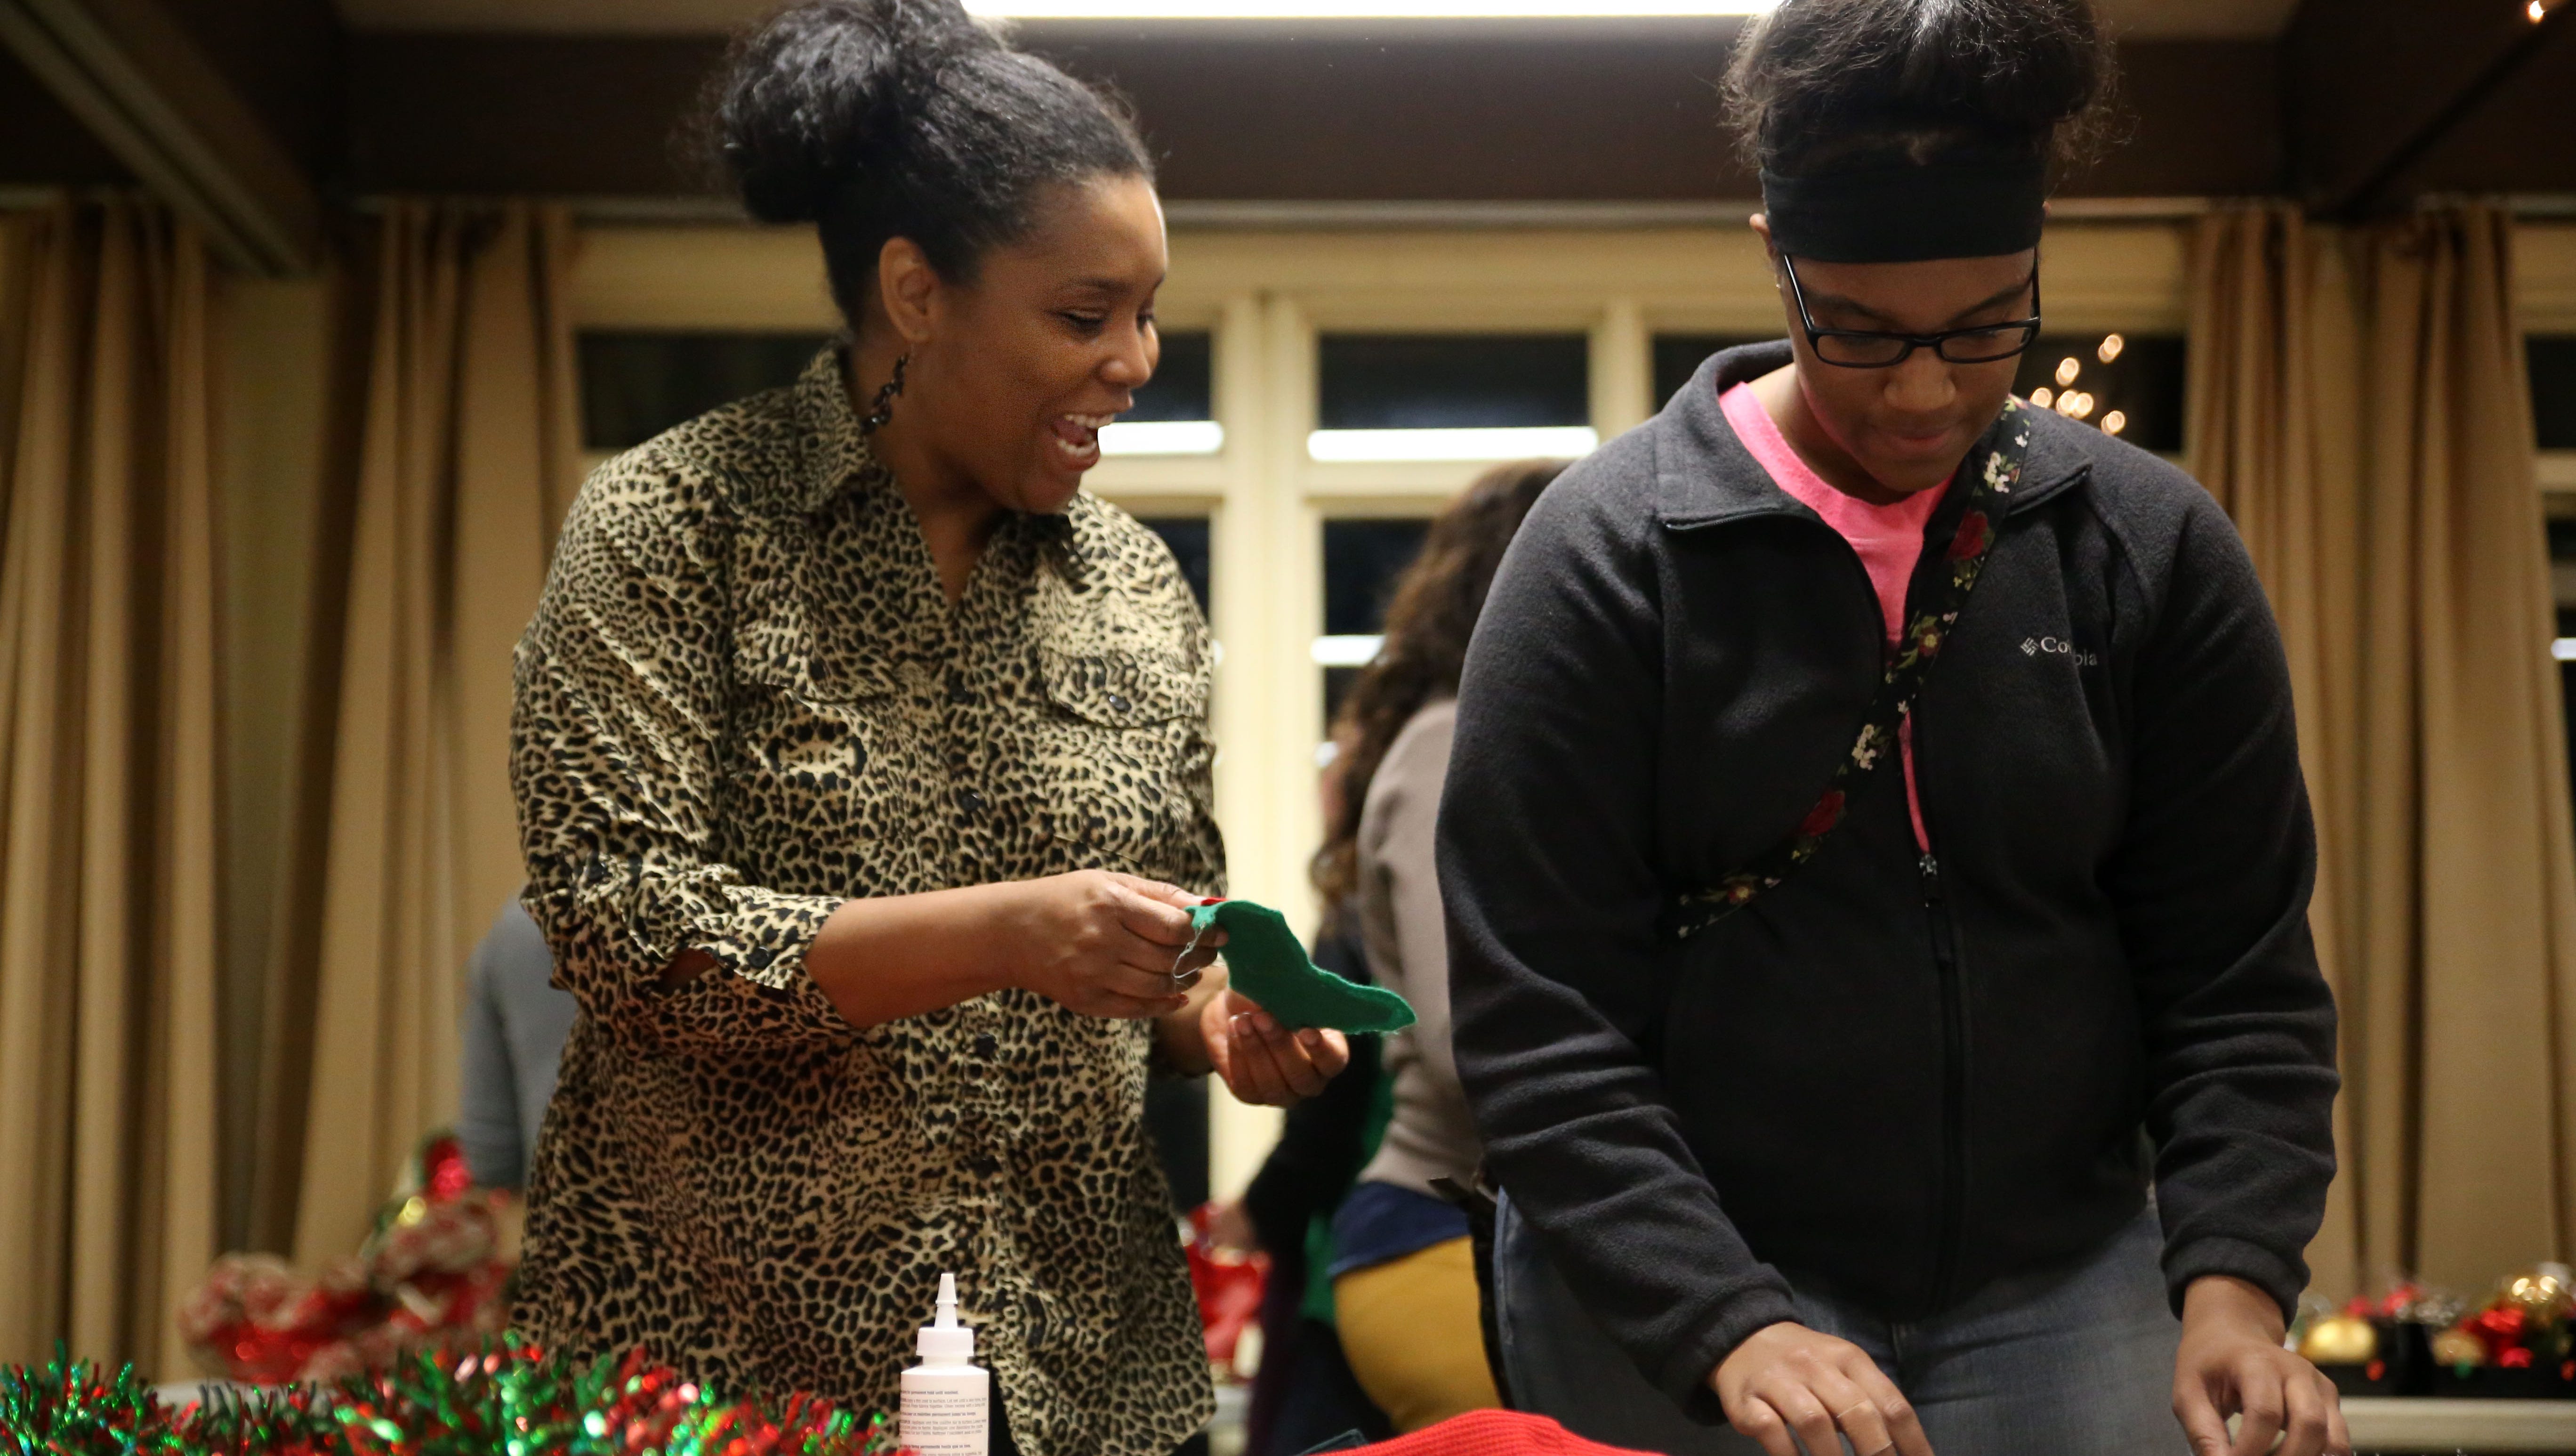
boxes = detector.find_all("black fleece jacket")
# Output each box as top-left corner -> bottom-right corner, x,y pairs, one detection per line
1439,342 -> 2339,1421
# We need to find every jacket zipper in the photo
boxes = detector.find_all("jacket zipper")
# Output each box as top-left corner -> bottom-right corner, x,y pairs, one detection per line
1918,849 -> 1968,1310
1811,510 -> 1968,1307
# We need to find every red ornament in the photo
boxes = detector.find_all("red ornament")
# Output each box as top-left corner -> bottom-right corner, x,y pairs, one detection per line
420,1135 -> 474,1204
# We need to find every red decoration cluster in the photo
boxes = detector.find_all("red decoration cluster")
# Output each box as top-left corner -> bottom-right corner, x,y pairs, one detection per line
1183,1204 -> 1266,1379
176,1135 -> 512,1384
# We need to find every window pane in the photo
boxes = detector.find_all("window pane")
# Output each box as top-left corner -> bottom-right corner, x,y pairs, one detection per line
2011,334 -> 2186,453
1322,518 -> 1431,731
2548,517 -> 2576,639
2533,337 -> 2576,451
580,331 -> 833,452
1654,335 -> 1772,411
1318,334 -> 1588,430
1324,519 -> 1431,636
2549,514 -> 2576,836
1130,331 -> 1214,422
1136,516 -> 1212,615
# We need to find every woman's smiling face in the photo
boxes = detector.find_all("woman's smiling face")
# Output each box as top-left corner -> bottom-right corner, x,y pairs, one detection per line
893,174 -> 1168,515
1756,233 -> 2038,499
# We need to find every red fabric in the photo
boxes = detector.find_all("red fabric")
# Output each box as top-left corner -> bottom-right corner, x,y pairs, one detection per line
1185,1202 -> 1267,1374
1355,1410 -> 1659,1456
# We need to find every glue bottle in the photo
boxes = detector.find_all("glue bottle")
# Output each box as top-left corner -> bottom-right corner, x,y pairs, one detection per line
901,1273 -> 990,1456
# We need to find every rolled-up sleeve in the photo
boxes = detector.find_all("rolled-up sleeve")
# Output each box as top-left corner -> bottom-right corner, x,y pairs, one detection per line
510,457 -> 851,1054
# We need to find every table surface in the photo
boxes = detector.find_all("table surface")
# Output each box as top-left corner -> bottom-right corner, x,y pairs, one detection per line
2345,1398 -> 2576,1453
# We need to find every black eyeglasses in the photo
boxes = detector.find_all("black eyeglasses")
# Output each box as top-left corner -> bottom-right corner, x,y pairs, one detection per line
1780,254 -> 2043,369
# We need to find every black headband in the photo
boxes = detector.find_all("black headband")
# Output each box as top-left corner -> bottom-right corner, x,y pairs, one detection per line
1760,149 -> 2049,264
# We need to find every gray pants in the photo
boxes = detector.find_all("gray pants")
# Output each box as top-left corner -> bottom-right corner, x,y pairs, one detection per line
1494,1197 -> 2189,1456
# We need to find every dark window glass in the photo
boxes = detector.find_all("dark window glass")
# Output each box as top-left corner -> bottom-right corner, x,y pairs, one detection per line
1322,518 -> 1431,729
2551,515 -> 2576,834
2548,517 -> 2576,639
2011,334 -> 2187,453
1317,334 -> 1588,430
579,331 -> 833,452
1654,335 -> 1772,410
1137,516 -> 1212,615
1130,331 -> 1214,422
1324,519 -> 1431,636
2532,337 -> 2576,451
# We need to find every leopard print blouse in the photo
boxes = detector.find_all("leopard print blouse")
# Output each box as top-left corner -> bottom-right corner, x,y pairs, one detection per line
509,346 -> 1222,1456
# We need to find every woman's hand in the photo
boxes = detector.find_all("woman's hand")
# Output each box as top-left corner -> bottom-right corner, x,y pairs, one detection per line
1710,1322 -> 1933,1456
2174,1276 -> 2349,1456
1200,989 -> 1349,1107
998,870 -> 1223,1019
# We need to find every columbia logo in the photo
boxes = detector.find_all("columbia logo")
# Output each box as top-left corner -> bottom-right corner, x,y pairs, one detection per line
2022,636 -> 2101,667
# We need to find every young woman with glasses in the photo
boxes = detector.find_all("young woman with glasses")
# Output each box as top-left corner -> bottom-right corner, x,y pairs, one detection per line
1439,2 -> 2344,1456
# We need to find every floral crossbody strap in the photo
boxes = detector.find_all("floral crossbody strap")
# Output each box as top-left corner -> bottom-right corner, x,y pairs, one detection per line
1663,400 -> 2036,943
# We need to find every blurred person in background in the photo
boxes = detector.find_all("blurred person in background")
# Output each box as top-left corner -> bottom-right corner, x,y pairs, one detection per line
1314,461 -> 1561,1432
456,894 -> 579,1190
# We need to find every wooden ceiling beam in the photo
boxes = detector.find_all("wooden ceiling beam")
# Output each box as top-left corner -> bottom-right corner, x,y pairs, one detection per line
0,0 -> 323,272
2284,0 -> 2574,216
339,30 -> 2287,205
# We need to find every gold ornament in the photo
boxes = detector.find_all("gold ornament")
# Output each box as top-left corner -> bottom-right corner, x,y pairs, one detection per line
2297,1315 -> 2378,1365
2501,1270 -> 2571,1327
2430,1327 -> 2487,1367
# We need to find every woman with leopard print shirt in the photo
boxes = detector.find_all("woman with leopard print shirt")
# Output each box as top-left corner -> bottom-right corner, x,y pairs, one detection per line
506,5 -> 1347,1452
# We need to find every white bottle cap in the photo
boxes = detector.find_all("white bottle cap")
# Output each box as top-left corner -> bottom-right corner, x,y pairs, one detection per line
918,1272 -> 976,1363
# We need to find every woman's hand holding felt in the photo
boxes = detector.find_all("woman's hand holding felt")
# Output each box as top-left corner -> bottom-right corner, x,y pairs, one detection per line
1711,1322 -> 1933,1456
2173,1276 -> 2350,1456
997,870 -> 1224,1020
1198,989 -> 1350,1108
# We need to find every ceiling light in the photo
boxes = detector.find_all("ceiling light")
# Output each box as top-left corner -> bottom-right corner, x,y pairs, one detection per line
968,1 -> 1777,16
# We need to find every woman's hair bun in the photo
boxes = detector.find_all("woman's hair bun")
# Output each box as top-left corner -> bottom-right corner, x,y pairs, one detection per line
716,0 -> 997,226
1726,0 -> 2117,176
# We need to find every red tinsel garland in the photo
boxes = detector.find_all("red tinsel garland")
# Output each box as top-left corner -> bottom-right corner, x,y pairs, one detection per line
0,1338 -> 902,1456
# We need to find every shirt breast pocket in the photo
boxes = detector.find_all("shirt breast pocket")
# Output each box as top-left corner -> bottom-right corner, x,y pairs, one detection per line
1029,647 -> 1197,876
725,641 -> 899,887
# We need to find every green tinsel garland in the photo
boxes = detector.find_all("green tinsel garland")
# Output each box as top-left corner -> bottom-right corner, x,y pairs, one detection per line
0,1338 -> 899,1456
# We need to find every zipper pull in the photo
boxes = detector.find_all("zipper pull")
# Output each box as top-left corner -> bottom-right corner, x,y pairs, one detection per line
1918,851 -> 1943,906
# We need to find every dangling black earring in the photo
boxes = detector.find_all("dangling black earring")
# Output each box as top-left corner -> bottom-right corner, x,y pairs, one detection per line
859,354 -> 908,436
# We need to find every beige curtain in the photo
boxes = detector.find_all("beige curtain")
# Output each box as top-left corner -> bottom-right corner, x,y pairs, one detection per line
284,201 -> 580,1266
0,198 -> 224,1377
2189,203 -> 2576,1297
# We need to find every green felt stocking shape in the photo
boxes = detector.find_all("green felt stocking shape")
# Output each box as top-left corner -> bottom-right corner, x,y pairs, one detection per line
1191,899 -> 1416,1035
